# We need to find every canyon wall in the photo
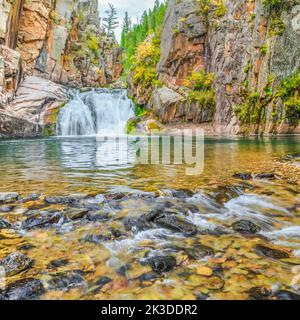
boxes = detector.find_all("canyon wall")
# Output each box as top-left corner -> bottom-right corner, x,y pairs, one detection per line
130,0 -> 300,135
0,0 -> 123,137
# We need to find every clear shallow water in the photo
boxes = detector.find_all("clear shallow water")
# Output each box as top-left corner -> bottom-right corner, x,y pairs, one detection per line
0,136 -> 300,300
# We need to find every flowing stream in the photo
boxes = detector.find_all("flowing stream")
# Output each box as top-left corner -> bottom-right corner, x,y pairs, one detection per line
0,90 -> 300,300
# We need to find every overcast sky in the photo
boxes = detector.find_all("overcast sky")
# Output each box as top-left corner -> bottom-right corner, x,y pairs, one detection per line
99,0 -> 157,41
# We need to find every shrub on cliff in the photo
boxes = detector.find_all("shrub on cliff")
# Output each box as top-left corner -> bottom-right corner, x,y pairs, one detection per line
183,70 -> 216,110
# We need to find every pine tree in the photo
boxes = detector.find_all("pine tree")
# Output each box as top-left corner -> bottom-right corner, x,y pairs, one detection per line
102,3 -> 119,39
121,11 -> 131,48
121,0 -> 167,72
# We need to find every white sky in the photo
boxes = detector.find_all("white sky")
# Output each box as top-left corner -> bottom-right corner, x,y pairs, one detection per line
99,0 -> 157,41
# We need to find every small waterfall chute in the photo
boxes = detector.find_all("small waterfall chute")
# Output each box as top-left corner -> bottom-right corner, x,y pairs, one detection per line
56,89 -> 135,136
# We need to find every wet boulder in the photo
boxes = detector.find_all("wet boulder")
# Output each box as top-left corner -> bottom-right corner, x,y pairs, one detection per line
22,212 -> 61,230
91,276 -> 112,294
105,192 -> 127,201
156,215 -> 198,235
248,286 -> 272,300
254,173 -> 276,180
123,216 -> 152,232
186,244 -> 215,260
254,244 -> 289,260
44,195 -> 83,205
147,256 -> 177,274
47,259 -> 69,270
47,270 -> 86,291
19,193 -> 41,203
63,208 -> 89,220
143,205 -> 167,222
83,234 -> 112,244
17,244 -> 35,251
233,173 -> 252,180
0,219 -> 13,229
135,272 -> 159,282
170,189 -> 194,199
275,290 -> 300,300
0,192 -> 19,204
0,205 -> 14,213
0,252 -> 33,276
0,278 -> 44,300
86,211 -> 109,222
232,220 -> 261,234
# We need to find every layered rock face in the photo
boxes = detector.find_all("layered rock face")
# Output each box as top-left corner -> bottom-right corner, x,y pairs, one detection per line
0,0 -> 122,137
146,0 -> 300,134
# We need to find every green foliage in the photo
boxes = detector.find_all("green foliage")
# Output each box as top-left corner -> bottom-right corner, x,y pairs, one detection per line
243,61 -> 253,74
183,70 -> 216,109
259,45 -> 268,56
263,0 -> 284,10
183,70 -> 215,91
86,35 -> 100,57
276,70 -> 300,120
121,0 -> 167,73
195,0 -> 227,19
235,71 -> 300,126
234,91 -> 267,125
214,1 -> 228,17
269,18 -> 286,35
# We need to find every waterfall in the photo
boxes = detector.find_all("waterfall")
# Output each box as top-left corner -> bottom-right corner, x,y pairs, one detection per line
56,89 -> 135,136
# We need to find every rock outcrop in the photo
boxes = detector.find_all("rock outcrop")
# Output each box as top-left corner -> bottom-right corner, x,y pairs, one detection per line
0,0 -> 123,137
132,0 -> 300,135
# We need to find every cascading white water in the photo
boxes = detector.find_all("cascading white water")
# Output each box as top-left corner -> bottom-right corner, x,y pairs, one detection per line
56,89 -> 135,136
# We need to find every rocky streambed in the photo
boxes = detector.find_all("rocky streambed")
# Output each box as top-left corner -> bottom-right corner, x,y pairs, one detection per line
0,161 -> 300,300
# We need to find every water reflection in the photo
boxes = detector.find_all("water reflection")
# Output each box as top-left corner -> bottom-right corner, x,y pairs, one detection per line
0,136 -> 299,194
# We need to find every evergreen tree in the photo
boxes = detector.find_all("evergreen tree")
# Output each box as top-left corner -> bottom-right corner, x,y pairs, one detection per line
121,0 -> 167,72
102,3 -> 119,38
121,11 -> 131,48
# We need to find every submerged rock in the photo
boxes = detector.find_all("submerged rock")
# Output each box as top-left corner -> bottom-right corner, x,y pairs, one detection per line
19,193 -> 41,203
47,271 -> 86,291
254,244 -> 289,260
135,272 -> 159,282
0,192 -> 19,204
248,286 -> 273,300
105,192 -> 127,201
254,173 -> 276,180
47,259 -> 69,270
0,278 -> 44,300
148,256 -> 177,274
0,205 -> 14,213
0,252 -> 33,276
86,211 -> 109,222
17,244 -> 35,251
44,195 -> 83,205
64,208 -> 89,220
123,216 -> 152,232
22,212 -> 61,230
83,234 -> 112,244
186,245 -> 215,260
91,276 -> 112,294
275,290 -> 300,300
232,220 -> 261,234
0,219 -> 13,229
156,215 -> 198,235
233,173 -> 252,180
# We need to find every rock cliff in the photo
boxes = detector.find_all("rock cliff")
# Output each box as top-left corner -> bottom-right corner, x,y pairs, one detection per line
0,0 -> 123,137
131,0 -> 300,135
